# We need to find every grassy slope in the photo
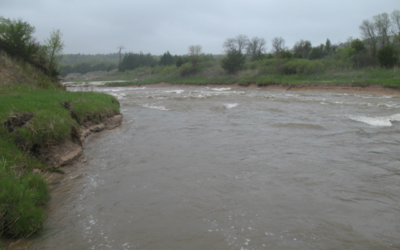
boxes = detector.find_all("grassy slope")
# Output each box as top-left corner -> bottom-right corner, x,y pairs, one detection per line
0,52 -> 120,241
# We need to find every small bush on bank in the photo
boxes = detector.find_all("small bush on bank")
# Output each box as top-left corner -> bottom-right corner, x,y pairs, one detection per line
179,62 -> 199,76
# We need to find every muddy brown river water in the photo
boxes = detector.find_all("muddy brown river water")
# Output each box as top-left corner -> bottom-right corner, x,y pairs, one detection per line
7,86 -> 400,250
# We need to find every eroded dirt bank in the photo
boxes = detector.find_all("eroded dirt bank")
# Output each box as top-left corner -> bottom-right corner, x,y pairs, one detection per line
42,114 -> 123,169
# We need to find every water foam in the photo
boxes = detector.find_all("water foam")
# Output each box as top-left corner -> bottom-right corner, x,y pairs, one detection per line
164,89 -> 184,94
224,103 -> 239,109
211,87 -> 231,91
349,114 -> 400,127
142,103 -> 170,111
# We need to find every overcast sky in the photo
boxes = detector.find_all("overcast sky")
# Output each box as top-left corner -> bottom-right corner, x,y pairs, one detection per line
1,0 -> 399,55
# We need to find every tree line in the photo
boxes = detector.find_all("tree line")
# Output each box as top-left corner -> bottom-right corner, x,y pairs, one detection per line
0,16 -> 64,78
115,9 -> 399,77
8,8 -> 394,78
220,9 -> 399,73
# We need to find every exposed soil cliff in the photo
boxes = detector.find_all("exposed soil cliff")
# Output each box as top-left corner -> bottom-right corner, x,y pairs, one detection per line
40,114 -> 123,169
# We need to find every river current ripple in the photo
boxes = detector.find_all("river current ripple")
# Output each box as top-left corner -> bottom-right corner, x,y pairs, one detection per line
10,86 -> 400,250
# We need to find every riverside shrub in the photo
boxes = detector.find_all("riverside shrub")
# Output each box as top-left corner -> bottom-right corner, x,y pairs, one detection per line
179,62 -> 198,76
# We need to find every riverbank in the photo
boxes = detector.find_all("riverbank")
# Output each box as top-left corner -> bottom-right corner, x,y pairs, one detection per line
0,85 -> 121,243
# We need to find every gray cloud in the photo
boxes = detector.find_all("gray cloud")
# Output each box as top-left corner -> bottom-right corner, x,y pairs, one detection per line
1,0 -> 399,55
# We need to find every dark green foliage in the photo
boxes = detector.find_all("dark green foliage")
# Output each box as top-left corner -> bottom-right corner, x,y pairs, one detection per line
351,39 -> 366,52
0,17 -> 37,62
293,40 -> 312,59
281,59 -> 325,75
351,39 -> 367,68
325,39 -> 334,56
279,50 -> 293,59
175,56 -> 189,67
118,52 -> 156,71
378,45 -> 398,68
221,50 -> 246,74
0,16 -> 64,79
179,62 -> 199,76
309,45 -> 326,60
159,51 -> 174,66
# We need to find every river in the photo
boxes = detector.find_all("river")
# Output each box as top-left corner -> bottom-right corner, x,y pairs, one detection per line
7,86 -> 400,250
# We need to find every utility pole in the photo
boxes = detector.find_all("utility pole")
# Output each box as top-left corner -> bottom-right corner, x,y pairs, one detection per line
118,45 -> 125,64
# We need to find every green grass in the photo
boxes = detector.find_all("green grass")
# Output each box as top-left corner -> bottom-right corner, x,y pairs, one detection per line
0,164 -> 48,238
0,87 -> 119,154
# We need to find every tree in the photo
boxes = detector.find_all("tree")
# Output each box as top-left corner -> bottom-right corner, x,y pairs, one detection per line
378,45 -> 398,68
271,37 -> 285,56
223,35 -> 248,53
221,49 -> 246,74
325,39 -> 334,56
235,35 -> 249,53
221,36 -> 247,74
159,51 -> 174,66
43,29 -> 64,77
391,10 -> 400,49
292,40 -> 312,59
188,45 -> 202,67
391,10 -> 400,36
350,39 -> 366,68
0,17 -> 37,61
175,56 -> 188,67
359,19 -> 378,65
246,37 -> 266,61
374,13 -> 391,47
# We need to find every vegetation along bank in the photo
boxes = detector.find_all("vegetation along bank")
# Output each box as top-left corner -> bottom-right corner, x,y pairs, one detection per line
0,17 -> 121,245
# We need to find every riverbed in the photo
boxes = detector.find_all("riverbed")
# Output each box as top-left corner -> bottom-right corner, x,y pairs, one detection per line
8,86 -> 400,250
